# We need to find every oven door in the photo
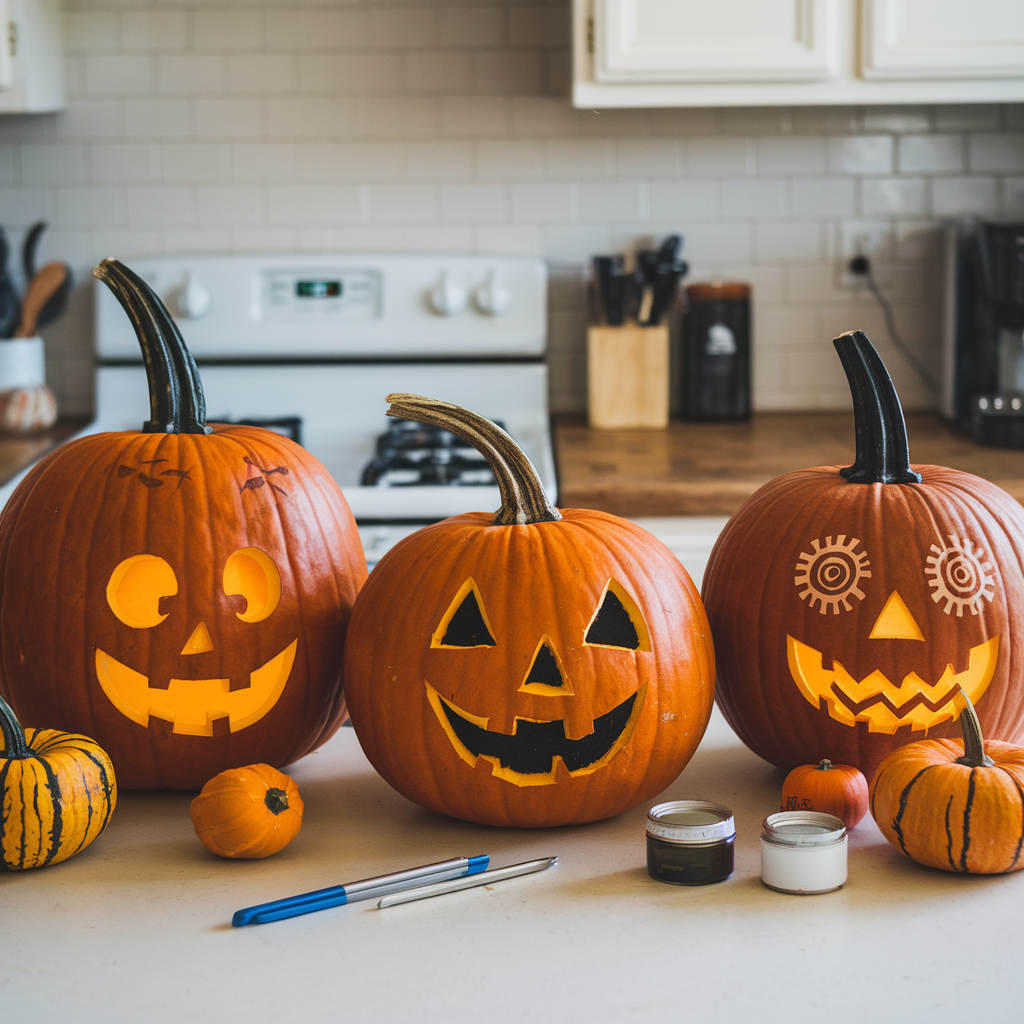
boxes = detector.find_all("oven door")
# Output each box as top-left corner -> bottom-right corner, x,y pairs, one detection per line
93,361 -> 555,521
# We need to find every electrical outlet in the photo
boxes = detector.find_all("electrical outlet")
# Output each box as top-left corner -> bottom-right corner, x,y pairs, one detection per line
836,221 -> 895,289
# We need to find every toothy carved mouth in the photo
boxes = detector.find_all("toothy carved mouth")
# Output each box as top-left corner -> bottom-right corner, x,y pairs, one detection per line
95,640 -> 297,737
787,634 -> 999,734
425,681 -> 646,787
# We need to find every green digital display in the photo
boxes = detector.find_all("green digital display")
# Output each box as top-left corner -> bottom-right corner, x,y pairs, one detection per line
296,280 -> 342,299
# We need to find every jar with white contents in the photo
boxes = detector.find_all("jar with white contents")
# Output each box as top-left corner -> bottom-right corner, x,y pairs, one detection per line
760,811 -> 848,894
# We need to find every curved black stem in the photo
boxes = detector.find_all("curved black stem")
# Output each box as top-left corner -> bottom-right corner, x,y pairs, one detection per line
0,693 -> 31,760
834,330 -> 921,485
93,258 -> 211,435
386,393 -> 561,526
955,693 -> 995,769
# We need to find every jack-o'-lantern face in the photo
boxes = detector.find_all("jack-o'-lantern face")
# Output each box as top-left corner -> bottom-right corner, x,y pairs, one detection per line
787,533 -> 1000,734
96,548 -> 297,737
425,577 -> 650,786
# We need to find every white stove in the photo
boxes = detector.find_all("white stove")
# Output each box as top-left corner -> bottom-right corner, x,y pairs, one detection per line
89,254 -> 554,532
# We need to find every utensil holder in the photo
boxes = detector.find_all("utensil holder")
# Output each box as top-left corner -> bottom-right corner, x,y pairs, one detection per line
0,336 -> 46,390
587,324 -> 669,430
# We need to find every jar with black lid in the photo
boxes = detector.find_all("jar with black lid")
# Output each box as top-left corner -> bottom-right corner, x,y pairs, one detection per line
646,800 -> 735,886
681,282 -> 751,421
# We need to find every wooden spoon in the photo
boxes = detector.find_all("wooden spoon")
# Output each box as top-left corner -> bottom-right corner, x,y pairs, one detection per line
15,262 -> 68,338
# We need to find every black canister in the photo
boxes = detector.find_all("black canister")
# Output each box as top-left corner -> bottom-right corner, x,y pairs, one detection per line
681,282 -> 751,421
646,800 -> 735,886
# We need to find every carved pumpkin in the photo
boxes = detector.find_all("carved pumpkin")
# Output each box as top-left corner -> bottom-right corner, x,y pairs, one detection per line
191,763 -> 303,859
780,759 -> 868,828
870,694 -> 1024,873
0,260 -> 367,790
344,394 -> 715,828
702,331 -> 1024,777
1,693 -> 117,870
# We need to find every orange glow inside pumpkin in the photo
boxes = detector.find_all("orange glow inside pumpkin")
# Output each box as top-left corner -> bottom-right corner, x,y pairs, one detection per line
96,548 -> 296,737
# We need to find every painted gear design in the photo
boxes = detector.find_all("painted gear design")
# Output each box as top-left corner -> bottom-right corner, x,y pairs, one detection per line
794,535 -> 871,615
926,535 -> 996,616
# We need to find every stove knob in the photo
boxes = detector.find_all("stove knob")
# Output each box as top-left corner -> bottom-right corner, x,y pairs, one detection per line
427,273 -> 467,317
170,273 -> 213,320
473,273 -> 511,317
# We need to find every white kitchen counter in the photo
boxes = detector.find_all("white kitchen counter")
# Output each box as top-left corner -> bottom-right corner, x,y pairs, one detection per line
4,702 -> 1022,1023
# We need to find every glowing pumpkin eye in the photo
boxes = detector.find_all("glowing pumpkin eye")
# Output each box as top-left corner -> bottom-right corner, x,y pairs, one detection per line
432,579 -> 496,648
107,554 -> 178,629
584,580 -> 651,651
223,547 -> 282,623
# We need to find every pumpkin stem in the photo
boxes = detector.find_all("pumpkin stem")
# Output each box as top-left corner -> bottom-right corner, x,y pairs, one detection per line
93,258 -> 211,436
955,693 -> 995,769
833,331 -> 921,485
264,788 -> 290,815
385,393 -> 561,526
818,759 -> 833,770
0,693 -> 32,760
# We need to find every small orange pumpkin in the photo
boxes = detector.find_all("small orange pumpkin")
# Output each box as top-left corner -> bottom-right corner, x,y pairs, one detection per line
781,758 -> 868,828
190,763 -> 303,859
870,694 -> 1024,873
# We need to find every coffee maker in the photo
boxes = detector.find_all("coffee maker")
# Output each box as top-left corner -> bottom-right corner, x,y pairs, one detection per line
941,220 -> 1024,446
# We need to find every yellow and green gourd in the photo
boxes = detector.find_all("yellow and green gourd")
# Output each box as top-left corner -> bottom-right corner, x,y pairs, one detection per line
1,693 -> 117,870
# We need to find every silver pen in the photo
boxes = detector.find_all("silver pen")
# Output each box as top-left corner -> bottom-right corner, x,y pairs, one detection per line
377,856 -> 557,909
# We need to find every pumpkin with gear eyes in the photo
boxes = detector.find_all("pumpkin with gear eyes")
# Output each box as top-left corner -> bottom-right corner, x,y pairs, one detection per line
0,260 -> 367,790
344,395 -> 716,828
702,331 -> 1024,778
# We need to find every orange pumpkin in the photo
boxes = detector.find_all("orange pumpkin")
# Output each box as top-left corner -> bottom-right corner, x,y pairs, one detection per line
781,759 -> 868,828
702,331 -> 1024,778
344,394 -> 716,828
191,763 -> 303,859
0,260 -> 367,790
870,695 -> 1024,873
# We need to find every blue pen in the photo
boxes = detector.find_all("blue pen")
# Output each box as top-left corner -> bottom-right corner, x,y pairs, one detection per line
232,855 -> 489,926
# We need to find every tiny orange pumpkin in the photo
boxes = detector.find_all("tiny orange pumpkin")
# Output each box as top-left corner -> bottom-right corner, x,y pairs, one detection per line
781,758 -> 869,828
870,694 -> 1024,874
190,763 -> 303,859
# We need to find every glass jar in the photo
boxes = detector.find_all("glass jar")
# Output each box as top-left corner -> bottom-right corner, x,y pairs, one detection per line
760,811 -> 848,894
646,800 -> 735,886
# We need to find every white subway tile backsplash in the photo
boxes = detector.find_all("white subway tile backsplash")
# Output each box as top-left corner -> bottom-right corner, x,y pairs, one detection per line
121,12 -> 191,52
860,177 -> 928,217
931,176 -> 1000,216
969,134 -> 1024,173
828,136 -> 894,175
897,134 -> 964,174
2,2 -> 1020,420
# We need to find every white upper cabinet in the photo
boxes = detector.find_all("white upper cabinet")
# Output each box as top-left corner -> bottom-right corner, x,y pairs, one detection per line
575,0 -> 1024,106
0,0 -> 64,115
596,0 -> 838,83
862,0 -> 1024,80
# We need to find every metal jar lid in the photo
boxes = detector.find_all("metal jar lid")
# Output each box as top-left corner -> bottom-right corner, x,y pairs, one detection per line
647,800 -> 736,845
761,811 -> 846,848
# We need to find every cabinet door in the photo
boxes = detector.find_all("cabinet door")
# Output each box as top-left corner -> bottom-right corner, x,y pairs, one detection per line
863,0 -> 1024,80
595,0 -> 838,83
0,0 -> 13,91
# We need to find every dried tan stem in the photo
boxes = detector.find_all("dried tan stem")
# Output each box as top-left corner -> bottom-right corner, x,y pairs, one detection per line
385,393 -> 561,526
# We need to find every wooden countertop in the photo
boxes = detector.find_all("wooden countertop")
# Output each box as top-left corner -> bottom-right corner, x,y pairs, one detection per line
554,412 -> 1024,517
0,418 -> 90,488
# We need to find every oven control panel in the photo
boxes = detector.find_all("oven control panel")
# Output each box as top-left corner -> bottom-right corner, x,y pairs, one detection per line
259,269 -> 382,321
95,254 -> 546,359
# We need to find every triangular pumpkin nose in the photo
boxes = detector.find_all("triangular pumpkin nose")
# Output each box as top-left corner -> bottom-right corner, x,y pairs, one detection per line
181,621 -> 214,655
519,638 -> 574,695
869,591 -> 924,641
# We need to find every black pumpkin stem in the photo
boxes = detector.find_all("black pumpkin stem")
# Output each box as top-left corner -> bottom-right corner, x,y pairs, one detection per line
93,258 -> 211,435
0,693 -> 31,760
385,393 -> 561,526
264,788 -> 290,815
955,693 -> 995,769
833,331 -> 921,485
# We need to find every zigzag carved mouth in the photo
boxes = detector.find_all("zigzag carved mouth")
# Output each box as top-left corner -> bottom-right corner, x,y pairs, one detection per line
425,682 -> 646,787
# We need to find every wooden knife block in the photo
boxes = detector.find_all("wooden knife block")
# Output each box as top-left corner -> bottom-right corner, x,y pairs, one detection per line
587,324 -> 669,430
